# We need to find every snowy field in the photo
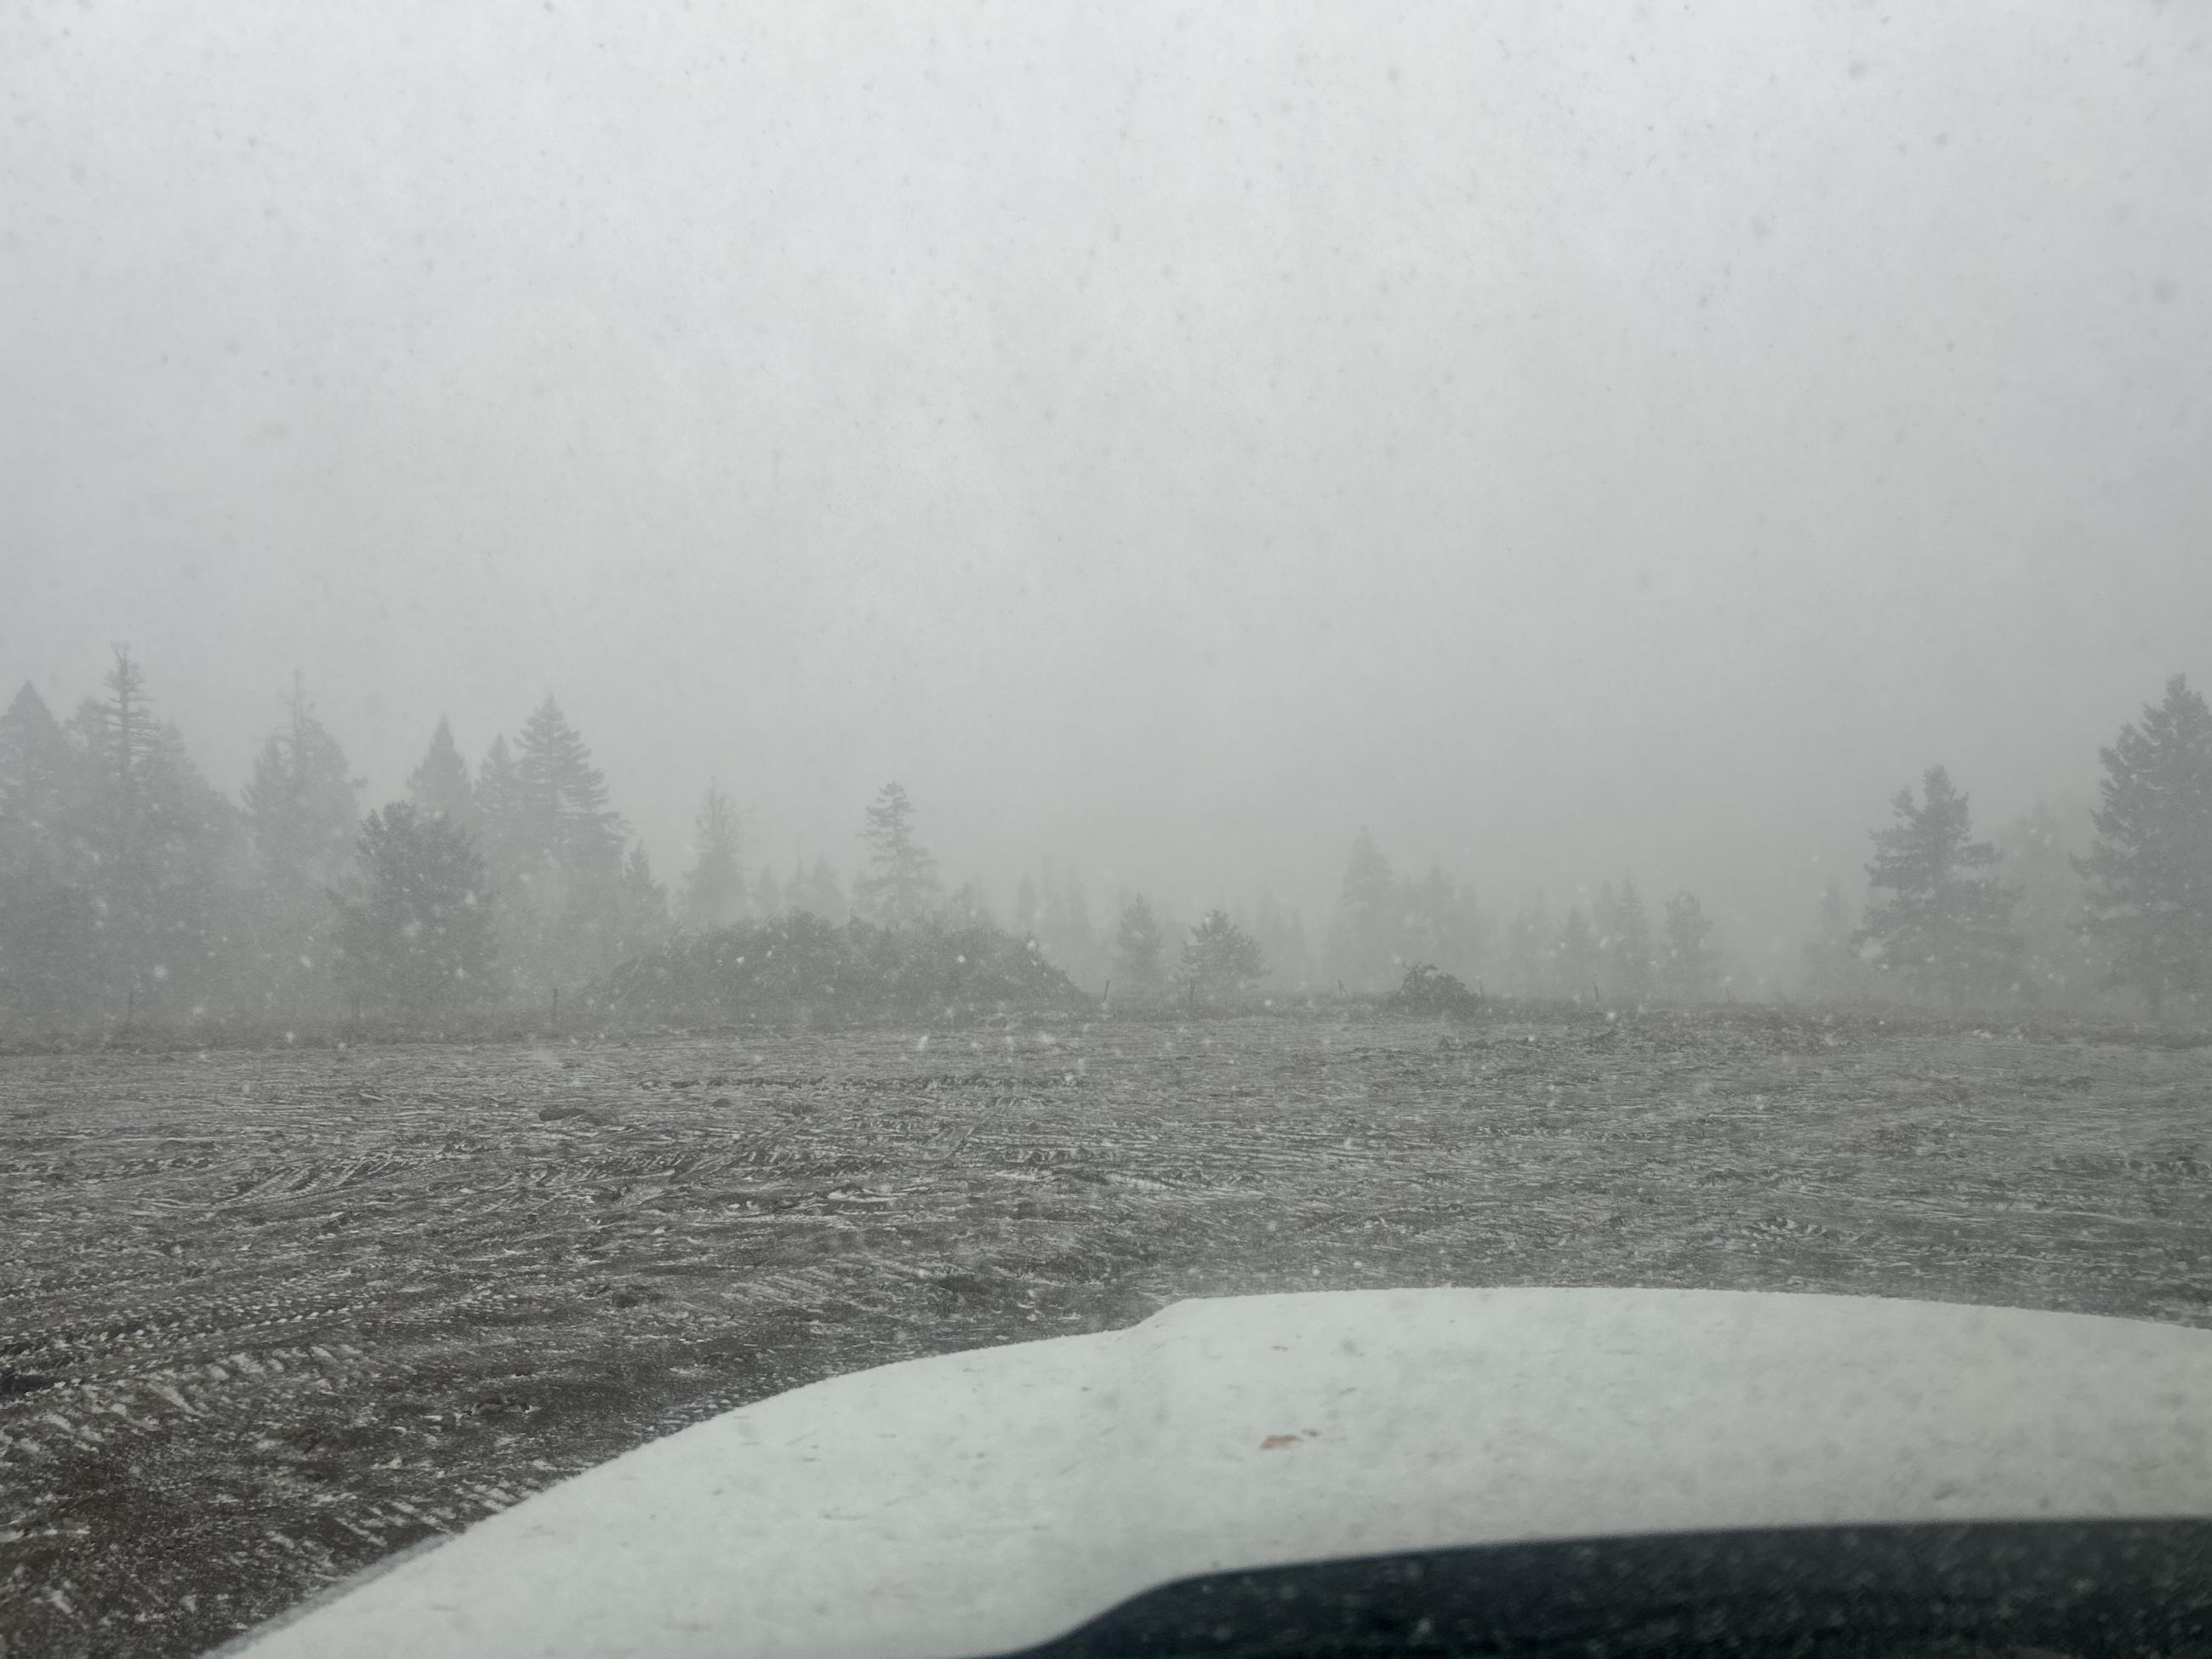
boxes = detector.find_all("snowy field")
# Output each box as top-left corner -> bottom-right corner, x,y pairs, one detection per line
3,1007 -> 2209,1657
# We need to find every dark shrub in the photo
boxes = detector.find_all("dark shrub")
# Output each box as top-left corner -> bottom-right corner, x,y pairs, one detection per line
590,911 -> 1086,1025
1388,963 -> 1481,1019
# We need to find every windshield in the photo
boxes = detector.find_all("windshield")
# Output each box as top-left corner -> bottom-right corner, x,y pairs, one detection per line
3,3 -> 2209,1656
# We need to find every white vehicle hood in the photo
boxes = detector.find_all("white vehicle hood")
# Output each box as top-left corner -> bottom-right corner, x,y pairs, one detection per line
222,1286 -> 2212,1659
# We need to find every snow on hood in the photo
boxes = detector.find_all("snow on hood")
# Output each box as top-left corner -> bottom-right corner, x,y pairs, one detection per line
223,1287 -> 2212,1659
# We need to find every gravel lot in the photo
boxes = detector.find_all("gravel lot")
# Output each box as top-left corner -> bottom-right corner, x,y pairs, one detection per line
3,1006 -> 2209,1656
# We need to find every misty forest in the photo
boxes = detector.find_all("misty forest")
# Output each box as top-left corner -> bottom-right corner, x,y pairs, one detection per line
8,1 -> 2212,1655
5,650 -> 2210,1039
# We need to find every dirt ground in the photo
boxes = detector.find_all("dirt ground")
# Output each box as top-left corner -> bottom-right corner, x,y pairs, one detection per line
3,1006 -> 2209,1656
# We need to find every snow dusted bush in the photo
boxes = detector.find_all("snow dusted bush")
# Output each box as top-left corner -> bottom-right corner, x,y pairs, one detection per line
1386,962 -> 1481,1019
590,910 -> 1086,1025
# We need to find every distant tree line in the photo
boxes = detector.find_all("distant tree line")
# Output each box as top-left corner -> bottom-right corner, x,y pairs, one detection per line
1490,879 -> 1724,1006
0,654 -> 689,1029
0,645 -> 1280,1031
3,655 -> 2207,1031
1800,675 -> 2212,1021
1327,673 -> 2212,1023
0,649 -> 346,1030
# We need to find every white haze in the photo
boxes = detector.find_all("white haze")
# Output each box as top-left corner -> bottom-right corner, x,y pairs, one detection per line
4,0 -> 2209,976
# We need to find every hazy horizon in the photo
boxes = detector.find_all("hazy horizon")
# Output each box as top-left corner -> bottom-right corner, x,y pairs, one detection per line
8,0 -> 2209,972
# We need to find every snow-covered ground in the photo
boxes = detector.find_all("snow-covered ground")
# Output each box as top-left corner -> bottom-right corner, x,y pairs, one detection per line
3,1007 -> 2208,1656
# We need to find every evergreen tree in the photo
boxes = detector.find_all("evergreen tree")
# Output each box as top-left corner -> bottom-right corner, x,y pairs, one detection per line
617,841 -> 670,956
1557,906 -> 1600,1001
0,682 -> 73,856
1592,880 -> 1621,956
241,679 -> 360,1007
1658,890 -> 1721,1001
66,647 -> 242,1021
0,683 -> 99,1029
2078,676 -> 2212,1019
408,717 -> 476,828
795,856 -> 846,922
1801,880 -> 1866,1002
1113,894 -> 1167,1001
1249,889 -> 1314,992
853,782 -> 940,923
2000,801 -> 2107,1009
473,732 -> 531,955
513,698 -> 622,868
243,681 -> 358,883
1856,765 -> 2021,1009
1603,874 -> 1656,1003
680,784 -> 745,930
90,644 -> 152,792
1012,874 -> 1040,938
1179,908 -> 1267,1005
508,698 -> 628,988
945,881 -> 995,928
475,735 -> 527,882
1040,864 -> 1102,985
1329,828 -> 1401,989
332,803 -> 498,1019
754,861 -> 785,916
1503,898 -> 1550,995
1401,864 -> 1483,983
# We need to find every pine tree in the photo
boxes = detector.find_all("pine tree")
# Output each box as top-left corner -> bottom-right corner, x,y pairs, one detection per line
243,681 -> 360,884
1801,880 -> 1865,1003
91,644 -> 152,802
1249,889 -> 1314,992
1558,906 -> 1600,1001
1604,874 -> 1656,1003
617,841 -> 670,956
853,783 -> 940,924
241,678 -> 360,1007
2078,676 -> 2212,1020
1114,894 -> 1167,1001
332,803 -> 498,1019
66,648 -> 242,1020
408,718 -> 476,828
680,784 -> 745,930
2000,802 -> 2106,1009
945,881 -> 995,928
1329,829 -> 1401,989
508,698 -> 627,988
1401,864 -> 1482,983
1503,898 -> 1549,996
754,862 -> 785,916
795,856 -> 845,922
1179,909 -> 1266,1005
1658,890 -> 1721,1001
1592,881 -> 1621,957
513,698 -> 622,870
475,735 -> 526,874
1856,765 -> 2021,1010
1040,864 -> 1102,985
0,683 -> 99,1029
1012,874 -> 1040,938
0,682 -> 74,862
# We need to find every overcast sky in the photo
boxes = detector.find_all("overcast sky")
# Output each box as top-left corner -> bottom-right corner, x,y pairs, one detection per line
5,0 -> 2209,970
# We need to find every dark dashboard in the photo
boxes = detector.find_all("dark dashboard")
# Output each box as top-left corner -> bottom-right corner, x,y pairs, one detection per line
1010,1522 -> 2212,1658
